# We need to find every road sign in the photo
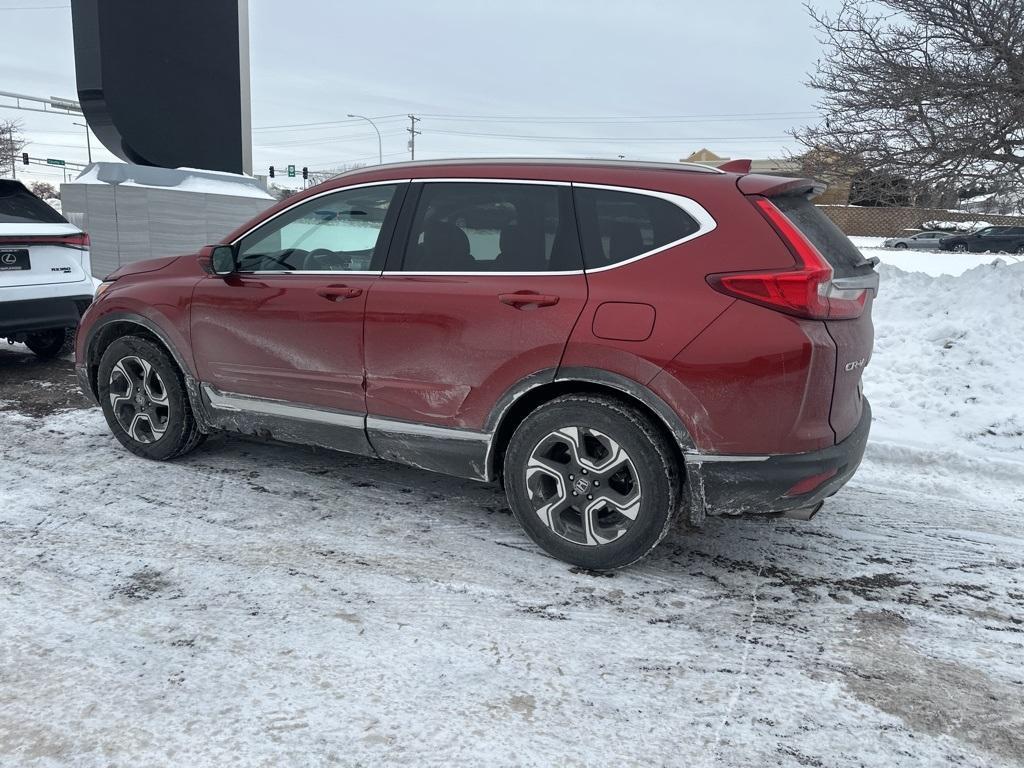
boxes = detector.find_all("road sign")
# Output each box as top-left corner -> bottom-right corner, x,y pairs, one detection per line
287,164 -> 295,178
46,158 -> 66,166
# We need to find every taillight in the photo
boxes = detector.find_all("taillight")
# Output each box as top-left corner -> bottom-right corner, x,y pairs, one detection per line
707,197 -> 867,320
0,232 -> 90,250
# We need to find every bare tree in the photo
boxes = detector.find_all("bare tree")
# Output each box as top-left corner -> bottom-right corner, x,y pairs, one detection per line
794,0 -> 1024,209
30,181 -> 59,200
308,162 -> 367,186
1,119 -> 26,178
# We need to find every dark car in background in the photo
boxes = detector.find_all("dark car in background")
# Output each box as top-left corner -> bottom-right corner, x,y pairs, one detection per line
938,225 -> 1024,254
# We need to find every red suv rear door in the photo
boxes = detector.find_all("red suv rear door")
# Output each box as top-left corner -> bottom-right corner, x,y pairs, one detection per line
362,180 -> 587,477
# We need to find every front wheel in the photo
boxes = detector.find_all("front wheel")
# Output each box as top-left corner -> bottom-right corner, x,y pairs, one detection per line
894,242 -> 908,249
952,244 -> 969,253
97,336 -> 205,461
504,395 -> 681,570
25,328 -> 69,359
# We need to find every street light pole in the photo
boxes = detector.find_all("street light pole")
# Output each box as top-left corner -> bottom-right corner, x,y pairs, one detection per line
347,113 -> 382,165
72,121 -> 92,164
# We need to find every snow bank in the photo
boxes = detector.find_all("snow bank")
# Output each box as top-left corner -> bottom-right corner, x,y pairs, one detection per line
73,162 -> 273,200
850,236 -> 1013,277
866,260 -> 1024,473
921,220 -> 990,232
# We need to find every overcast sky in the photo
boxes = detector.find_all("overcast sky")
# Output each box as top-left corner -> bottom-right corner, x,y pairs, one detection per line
1,0 -> 837,187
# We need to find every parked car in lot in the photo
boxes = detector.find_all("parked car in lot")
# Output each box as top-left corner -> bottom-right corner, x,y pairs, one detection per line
0,180 -> 96,358
882,231 -> 949,249
75,159 -> 878,569
938,225 -> 1024,253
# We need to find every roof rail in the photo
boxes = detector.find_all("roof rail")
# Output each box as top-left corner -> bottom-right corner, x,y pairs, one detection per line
325,156 -> 725,181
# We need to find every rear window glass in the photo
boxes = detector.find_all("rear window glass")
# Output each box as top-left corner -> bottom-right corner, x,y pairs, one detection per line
573,187 -> 699,269
771,195 -> 870,277
0,181 -> 68,224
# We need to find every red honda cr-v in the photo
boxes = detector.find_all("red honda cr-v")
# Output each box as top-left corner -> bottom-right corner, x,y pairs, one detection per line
76,159 -> 877,569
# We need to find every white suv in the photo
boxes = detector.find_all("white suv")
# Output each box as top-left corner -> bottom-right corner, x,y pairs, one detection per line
0,180 -> 97,358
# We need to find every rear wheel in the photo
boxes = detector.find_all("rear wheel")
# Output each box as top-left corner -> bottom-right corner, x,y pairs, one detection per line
504,395 -> 681,570
24,328 -> 69,359
97,336 -> 205,460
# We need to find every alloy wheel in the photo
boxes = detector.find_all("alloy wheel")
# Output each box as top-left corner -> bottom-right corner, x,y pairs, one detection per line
108,355 -> 170,443
525,426 -> 642,546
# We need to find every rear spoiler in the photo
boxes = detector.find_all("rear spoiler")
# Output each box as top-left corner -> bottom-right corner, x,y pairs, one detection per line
737,173 -> 827,199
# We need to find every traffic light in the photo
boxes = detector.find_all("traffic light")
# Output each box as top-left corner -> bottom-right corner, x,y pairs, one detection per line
302,166 -> 308,180
268,165 -> 275,178
22,152 -> 29,165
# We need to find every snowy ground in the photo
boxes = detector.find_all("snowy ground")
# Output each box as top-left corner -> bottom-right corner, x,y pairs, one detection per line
851,235 -> 1022,277
2,260 -> 1023,767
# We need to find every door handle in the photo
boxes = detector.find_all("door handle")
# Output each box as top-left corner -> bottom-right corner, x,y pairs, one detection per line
316,284 -> 363,301
498,292 -> 560,308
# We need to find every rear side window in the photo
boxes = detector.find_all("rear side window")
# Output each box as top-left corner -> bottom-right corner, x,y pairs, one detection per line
0,181 -> 68,224
402,182 -> 581,272
771,195 -> 869,277
573,187 -> 699,269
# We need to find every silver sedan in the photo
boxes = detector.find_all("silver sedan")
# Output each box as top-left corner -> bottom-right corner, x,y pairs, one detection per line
882,231 -> 950,249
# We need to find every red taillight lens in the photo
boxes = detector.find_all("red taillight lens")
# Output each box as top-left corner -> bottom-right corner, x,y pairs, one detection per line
0,232 -> 90,249
708,197 -> 866,320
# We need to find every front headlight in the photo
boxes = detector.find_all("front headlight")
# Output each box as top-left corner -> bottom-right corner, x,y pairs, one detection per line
93,280 -> 116,298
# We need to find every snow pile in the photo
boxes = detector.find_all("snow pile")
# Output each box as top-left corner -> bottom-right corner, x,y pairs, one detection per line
73,162 -> 272,200
865,260 -> 1024,500
44,197 -> 62,214
850,236 -> 1012,277
922,220 -> 990,232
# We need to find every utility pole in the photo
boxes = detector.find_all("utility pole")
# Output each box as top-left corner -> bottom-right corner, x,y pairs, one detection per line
9,126 -> 16,180
407,114 -> 421,160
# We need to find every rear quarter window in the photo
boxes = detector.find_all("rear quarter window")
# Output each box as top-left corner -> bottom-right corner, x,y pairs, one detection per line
0,181 -> 68,225
573,187 -> 700,270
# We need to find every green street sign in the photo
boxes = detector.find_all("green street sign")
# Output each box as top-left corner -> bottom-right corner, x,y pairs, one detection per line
287,164 -> 296,177
46,158 -> 66,166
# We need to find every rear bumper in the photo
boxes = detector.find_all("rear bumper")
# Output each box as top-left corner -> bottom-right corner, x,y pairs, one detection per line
685,399 -> 871,518
0,294 -> 92,337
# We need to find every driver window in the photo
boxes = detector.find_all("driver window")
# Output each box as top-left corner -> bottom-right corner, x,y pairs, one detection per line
237,183 -> 399,272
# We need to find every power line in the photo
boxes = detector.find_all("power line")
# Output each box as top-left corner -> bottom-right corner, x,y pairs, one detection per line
427,129 -> 792,143
417,111 -> 817,123
255,129 -> 406,149
252,115 -> 406,131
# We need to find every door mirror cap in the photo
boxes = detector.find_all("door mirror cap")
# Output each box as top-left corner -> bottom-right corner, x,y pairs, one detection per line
198,245 -> 237,275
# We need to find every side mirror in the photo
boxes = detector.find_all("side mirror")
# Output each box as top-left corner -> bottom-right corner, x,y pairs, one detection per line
211,245 -> 237,275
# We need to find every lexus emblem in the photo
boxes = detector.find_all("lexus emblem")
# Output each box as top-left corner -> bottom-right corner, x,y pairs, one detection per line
1,254 -> 16,265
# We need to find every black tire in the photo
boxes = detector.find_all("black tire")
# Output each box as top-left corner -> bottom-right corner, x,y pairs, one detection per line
953,244 -> 969,253
97,335 -> 205,461
504,394 -> 681,570
24,328 -> 69,359
894,242 -> 908,249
